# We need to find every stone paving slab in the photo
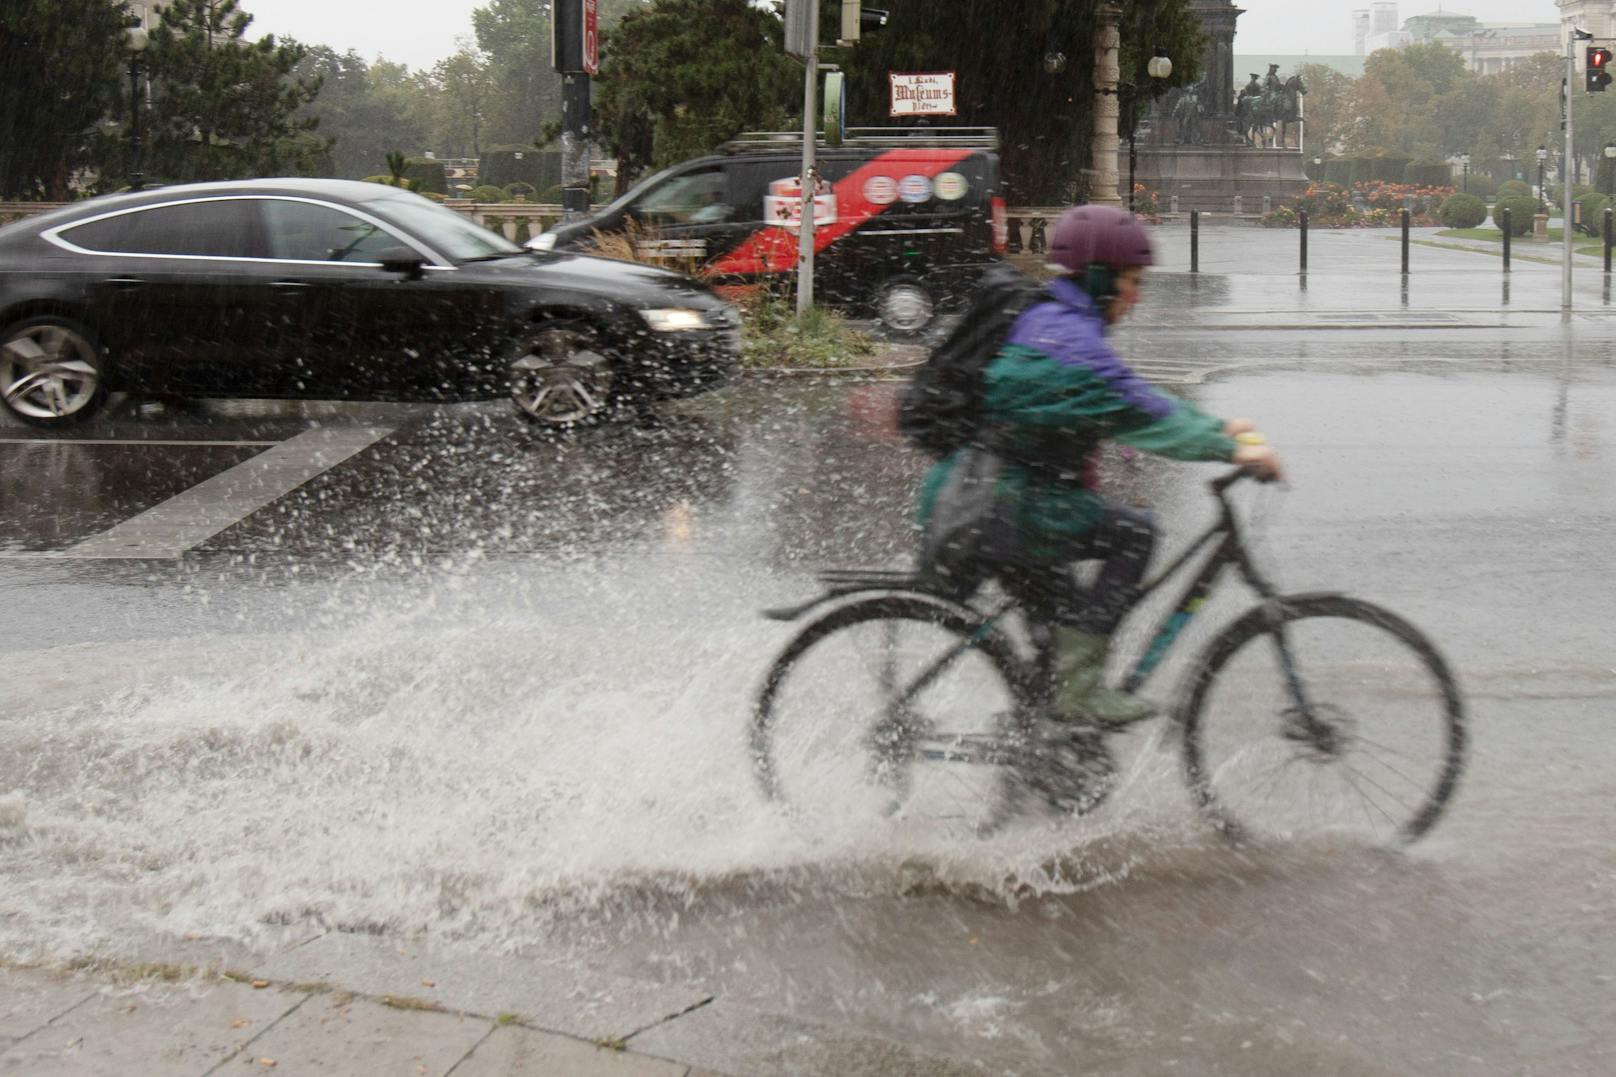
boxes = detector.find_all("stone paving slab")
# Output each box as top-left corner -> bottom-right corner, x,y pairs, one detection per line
626,997 -> 992,1077
236,993 -> 488,1076
0,971 -> 302,1076
0,967 -> 94,1045
453,1023 -> 689,1077
252,933 -> 713,1045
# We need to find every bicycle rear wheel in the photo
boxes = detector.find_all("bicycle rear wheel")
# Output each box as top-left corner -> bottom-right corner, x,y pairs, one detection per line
751,594 -> 1033,837
1180,593 -> 1465,848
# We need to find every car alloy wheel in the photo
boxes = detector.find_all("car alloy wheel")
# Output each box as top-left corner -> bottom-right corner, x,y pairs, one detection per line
876,277 -> 937,337
509,324 -> 615,426
0,317 -> 106,425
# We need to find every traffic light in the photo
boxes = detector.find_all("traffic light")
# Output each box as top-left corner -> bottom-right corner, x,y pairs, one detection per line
840,2 -> 890,44
1587,47 -> 1613,92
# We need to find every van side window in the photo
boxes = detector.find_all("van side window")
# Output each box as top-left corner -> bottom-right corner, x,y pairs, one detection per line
631,169 -> 731,226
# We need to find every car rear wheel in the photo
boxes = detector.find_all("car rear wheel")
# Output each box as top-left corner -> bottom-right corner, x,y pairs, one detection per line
874,276 -> 937,337
509,323 -> 616,427
0,315 -> 108,426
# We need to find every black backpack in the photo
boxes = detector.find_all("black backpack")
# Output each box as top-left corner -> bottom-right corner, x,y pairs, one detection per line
898,263 -> 1050,459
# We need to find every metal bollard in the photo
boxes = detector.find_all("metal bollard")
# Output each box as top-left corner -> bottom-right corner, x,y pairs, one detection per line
1400,208 -> 1410,274
1262,194 -> 1272,215
1169,194 -> 1180,215
1029,217 -> 1047,254
1232,194 -> 1243,216
1191,210 -> 1200,273
1299,209 -> 1308,273
1502,208 -> 1511,272
1006,217 -> 1023,254
1605,207 -> 1613,275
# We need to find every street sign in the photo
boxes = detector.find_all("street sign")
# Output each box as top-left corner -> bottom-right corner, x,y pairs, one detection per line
889,72 -> 957,117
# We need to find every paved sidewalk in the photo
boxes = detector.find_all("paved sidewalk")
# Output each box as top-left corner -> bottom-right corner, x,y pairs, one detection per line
1,962 -> 713,1077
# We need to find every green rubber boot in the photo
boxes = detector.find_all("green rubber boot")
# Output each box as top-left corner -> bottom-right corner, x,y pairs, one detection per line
1051,628 -> 1159,727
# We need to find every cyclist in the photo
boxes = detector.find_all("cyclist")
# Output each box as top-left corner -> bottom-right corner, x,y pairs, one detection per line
918,204 -> 1283,727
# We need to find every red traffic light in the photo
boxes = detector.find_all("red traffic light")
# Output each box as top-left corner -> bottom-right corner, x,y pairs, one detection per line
1588,47 -> 1613,91
1594,48 -> 1611,68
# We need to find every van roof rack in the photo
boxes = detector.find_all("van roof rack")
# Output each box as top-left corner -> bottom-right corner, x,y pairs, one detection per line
721,127 -> 998,152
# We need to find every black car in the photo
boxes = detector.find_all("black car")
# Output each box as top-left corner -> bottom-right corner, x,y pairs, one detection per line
0,179 -> 739,427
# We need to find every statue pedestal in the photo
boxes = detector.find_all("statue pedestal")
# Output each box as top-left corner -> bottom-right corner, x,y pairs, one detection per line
1533,213 -> 1550,241
1124,144 -> 1310,216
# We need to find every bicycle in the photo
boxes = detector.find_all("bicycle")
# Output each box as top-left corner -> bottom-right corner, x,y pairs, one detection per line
750,469 -> 1466,848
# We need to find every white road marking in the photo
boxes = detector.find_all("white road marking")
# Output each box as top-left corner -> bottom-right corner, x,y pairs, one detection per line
34,425 -> 393,560
0,438 -> 280,447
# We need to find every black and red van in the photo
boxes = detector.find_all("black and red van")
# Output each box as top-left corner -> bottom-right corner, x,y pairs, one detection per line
528,128 -> 1008,335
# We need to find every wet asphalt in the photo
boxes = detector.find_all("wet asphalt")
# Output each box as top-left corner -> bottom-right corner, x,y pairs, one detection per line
2,226 -> 1613,1074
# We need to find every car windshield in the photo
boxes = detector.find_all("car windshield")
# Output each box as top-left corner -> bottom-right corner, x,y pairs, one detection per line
361,192 -> 523,262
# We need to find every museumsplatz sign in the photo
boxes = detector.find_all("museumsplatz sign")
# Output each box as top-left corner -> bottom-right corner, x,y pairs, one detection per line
889,72 -> 957,117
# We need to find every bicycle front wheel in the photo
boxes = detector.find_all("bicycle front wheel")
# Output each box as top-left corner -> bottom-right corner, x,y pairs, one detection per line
1180,593 -> 1465,848
751,595 -> 1033,837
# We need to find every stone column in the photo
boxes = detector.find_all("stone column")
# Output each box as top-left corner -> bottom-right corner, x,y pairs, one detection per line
1091,2 -> 1124,206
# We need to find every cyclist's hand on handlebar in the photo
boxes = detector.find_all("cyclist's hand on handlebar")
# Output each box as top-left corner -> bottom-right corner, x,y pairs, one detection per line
1223,417 -> 1257,438
1234,444 -> 1284,481
1232,430 -> 1285,482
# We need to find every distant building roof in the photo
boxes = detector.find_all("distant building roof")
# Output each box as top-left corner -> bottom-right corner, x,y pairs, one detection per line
1235,54 -> 1366,78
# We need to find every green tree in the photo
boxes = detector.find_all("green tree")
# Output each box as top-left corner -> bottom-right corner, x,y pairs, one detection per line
429,47 -> 497,160
1292,63 -> 1355,156
836,0 -> 1204,204
144,0 -> 324,182
293,45 -> 430,178
472,0 -> 642,148
593,0 -> 799,186
0,0 -> 128,199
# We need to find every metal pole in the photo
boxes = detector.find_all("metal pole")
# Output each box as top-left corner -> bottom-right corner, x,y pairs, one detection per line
560,73 -> 591,221
1190,209 -> 1199,273
1401,208 -> 1410,273
796,3 -> 818,316
1605,206 -> 1612,274
1563,50 -> 1575,314
1299,208 -> 1308,272
1503,208 -> 1512,271
128,56 -> 144,191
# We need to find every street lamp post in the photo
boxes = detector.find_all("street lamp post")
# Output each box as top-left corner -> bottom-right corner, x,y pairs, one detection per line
1458,152 -> 1469,194
125,24 -> 149,191
1537,144 -> 1548,204
1129,49 -> 1173,212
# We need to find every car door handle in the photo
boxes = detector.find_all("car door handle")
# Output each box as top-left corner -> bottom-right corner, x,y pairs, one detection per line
104,277 -> 146,291
273,280 -> 314,291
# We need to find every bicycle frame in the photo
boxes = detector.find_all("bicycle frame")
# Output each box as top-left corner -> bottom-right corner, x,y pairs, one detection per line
889,470 -> 1286,719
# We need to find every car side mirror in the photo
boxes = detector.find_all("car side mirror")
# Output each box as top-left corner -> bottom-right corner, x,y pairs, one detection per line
375,246 -> 427,281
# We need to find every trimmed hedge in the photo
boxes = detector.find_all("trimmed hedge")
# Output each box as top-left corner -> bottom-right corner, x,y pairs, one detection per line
403,159 -> 446,194
1578,194 -> 1611,233
480,149 -> 562,192
1438,193 -> 1487,228
1324,158 -> 1354,186
468,184 -> 507,203
1493,194 -> 1539,235
1404,161 -> 1452,187
1459,172 -> 1497,200
1497,180 -> 1532,201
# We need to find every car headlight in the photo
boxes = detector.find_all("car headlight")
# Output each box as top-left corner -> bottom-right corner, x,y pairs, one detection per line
640,308 -> 710,332
529,232 -> 557,251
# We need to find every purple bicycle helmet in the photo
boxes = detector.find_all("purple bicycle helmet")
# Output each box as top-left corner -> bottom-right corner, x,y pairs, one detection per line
1047,205 -> 1155,276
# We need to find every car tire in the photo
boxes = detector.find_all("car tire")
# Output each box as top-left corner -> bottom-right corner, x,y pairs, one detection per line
0,314 -> 109,427
873,276 -> 938,338
508,322 -> 618,428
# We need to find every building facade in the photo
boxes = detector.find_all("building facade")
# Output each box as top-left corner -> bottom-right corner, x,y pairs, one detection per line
1556,2 -> 1616,48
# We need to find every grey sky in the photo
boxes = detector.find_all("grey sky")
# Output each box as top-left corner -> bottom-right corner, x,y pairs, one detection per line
239,0 -> 1563,74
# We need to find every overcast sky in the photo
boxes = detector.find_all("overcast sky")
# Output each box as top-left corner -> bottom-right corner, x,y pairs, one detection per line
239,0 -> 1563,73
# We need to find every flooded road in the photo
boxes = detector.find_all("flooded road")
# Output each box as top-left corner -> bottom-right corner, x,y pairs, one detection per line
2,355 -> 1612,1073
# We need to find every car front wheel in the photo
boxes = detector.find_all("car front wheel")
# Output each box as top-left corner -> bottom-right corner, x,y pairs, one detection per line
509,323 -> 616,427
0,315 -> 108,426
874,276 -> 938,337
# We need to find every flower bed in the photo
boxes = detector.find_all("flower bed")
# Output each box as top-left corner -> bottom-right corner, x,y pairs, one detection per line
1261,181 -> 1456,228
